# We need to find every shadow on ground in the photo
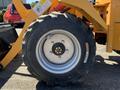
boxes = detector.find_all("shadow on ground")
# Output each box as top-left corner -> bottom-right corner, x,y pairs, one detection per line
0,54 -> 120,90
36,55 -> 120,90
0,55 -> 23,88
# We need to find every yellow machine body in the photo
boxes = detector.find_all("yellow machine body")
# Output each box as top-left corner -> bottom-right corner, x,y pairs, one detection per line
95,0 -> 120,52
0,0 -> 119,68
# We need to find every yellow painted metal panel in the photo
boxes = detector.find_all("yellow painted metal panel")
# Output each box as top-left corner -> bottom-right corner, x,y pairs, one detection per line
94,0 -> 112,52
59,0 -> 107,31
96,0 -> 120,52
106,0 -> 120,52
96,0 -> 110,4
112,23 -> 120,50
111,0 -> 120,50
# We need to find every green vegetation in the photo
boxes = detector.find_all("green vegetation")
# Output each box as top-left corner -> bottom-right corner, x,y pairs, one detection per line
0,9 -> 6,22
0,11 -> 3,22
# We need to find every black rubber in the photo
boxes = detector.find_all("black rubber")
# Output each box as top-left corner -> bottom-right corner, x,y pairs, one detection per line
114,50 -> 120,55
23,13 -> 96,85
0,64 -> 3,71
95,33 -> 107,45
83,27 -> 96,74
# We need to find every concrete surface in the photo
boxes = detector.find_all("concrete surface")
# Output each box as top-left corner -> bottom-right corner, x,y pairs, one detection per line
0,42 -> 120,90
0,55 -> 38,90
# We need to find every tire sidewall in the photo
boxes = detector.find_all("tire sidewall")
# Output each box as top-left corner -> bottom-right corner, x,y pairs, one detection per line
24,14 -> 87,82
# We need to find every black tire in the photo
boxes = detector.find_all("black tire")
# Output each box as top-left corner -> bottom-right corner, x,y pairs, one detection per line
23,12 -> 96,85
83,27 -> 96,73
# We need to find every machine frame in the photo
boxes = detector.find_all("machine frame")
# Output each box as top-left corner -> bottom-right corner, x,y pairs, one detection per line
1,0 -> 119,69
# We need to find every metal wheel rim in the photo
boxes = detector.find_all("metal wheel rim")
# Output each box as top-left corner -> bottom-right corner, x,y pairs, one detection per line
36,30 -> 81,74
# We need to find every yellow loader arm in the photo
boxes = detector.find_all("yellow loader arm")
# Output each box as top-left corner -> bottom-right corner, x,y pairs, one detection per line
0,0 -> 52,68
0,0 -> 107,68
60,0 -> 107,31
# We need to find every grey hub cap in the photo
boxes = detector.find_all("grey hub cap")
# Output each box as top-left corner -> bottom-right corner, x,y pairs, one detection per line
36,30 -> 81,74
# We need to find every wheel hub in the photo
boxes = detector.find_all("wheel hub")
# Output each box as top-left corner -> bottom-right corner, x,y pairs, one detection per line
43,34 -> 75,64
52,42 -> 65,56
36,30 -> 81,74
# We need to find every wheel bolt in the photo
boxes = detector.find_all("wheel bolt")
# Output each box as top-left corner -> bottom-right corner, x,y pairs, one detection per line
61,40 -> 65,43
50,51 -> 53,53
58,56 -> 61,58
66,49 -> 69,51
51,41 -> 54,43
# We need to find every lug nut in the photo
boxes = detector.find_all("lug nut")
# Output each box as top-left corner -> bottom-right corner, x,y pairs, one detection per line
61,40 -> 65,43
50,51 -> 53,53
66,49 -> 69,51
51,41 -> 54,43
58,56 -> 61,58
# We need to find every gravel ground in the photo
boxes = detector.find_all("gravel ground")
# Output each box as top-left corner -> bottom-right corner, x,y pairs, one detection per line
0,43 -> 120,90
